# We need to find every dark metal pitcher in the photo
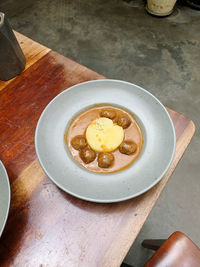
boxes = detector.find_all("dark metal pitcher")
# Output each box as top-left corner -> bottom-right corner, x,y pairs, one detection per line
0,12 -> 25,81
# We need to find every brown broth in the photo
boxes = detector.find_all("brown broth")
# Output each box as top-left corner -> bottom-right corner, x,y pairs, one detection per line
64,105 -> 143,173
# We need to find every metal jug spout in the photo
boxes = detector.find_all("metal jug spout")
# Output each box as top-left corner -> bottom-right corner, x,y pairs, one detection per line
0,12 -> 26,81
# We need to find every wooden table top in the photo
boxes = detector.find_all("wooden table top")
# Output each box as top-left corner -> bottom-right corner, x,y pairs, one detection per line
0,32 -> 195,267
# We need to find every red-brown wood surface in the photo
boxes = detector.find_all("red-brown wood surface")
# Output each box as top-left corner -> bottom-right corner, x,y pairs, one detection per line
0,33 -> 195,267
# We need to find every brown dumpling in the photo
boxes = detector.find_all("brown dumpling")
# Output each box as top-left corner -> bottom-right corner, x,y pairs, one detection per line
71,135 -> 87,150
98,152 -> 114,168
119,141 -> 137,155
100,109 -> 116,120
79,147 -> 96,164
117,114 -> 131,129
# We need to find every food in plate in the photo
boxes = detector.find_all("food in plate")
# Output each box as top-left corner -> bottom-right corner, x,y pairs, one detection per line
86,117 -> 124,152
119,140 -> 137,155
65,105 -> 143,173
79,147 -> 96,164
98,152 -> 114,168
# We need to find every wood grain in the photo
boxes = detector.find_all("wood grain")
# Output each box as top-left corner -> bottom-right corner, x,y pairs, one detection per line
0,31 -> 50,91
0,50 -> 103,183
0,33 -> 195,267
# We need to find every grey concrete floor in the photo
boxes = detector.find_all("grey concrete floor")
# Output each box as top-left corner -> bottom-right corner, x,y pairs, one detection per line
1,0 -> 200,266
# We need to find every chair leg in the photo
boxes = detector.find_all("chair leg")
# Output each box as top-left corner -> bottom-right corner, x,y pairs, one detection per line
142,239 -> 166,251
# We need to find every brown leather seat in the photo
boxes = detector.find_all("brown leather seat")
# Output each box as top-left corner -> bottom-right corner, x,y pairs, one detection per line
144,231 -> 200,267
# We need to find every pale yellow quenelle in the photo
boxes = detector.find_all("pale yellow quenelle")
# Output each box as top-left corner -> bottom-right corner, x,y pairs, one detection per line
86,117 -> 124,152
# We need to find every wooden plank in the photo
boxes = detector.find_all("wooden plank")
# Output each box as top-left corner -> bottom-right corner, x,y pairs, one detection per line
0,31 -> 50,91
0,35 -> 195,267
0,79 -> 195,267
0,119 -> 195,267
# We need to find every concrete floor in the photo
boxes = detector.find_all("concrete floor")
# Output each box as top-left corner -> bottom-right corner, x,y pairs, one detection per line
1,0 -> 200,266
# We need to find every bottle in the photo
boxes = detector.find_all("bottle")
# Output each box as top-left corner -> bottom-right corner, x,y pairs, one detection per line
0,12 -> 26,81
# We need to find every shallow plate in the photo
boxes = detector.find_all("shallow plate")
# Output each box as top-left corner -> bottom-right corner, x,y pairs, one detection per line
35,79 -> 176,203
0,161 -> 11,237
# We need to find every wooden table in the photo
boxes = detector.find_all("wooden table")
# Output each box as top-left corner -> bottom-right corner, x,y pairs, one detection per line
0,32 -> 195,267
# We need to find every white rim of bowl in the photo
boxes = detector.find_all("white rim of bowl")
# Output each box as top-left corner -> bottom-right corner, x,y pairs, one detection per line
0,160 -> 11,237
35,79 -> 176,203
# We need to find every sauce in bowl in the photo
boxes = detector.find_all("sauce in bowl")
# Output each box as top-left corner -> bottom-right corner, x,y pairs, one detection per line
65,105 -> 143,173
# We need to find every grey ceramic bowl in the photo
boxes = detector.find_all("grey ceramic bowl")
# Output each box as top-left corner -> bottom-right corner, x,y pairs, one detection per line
0,161 -> 10,237
35,79 -> 176,203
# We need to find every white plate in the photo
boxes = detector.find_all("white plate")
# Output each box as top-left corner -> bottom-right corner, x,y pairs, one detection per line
35,79 -> 176,203
0,161 -> 11,237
